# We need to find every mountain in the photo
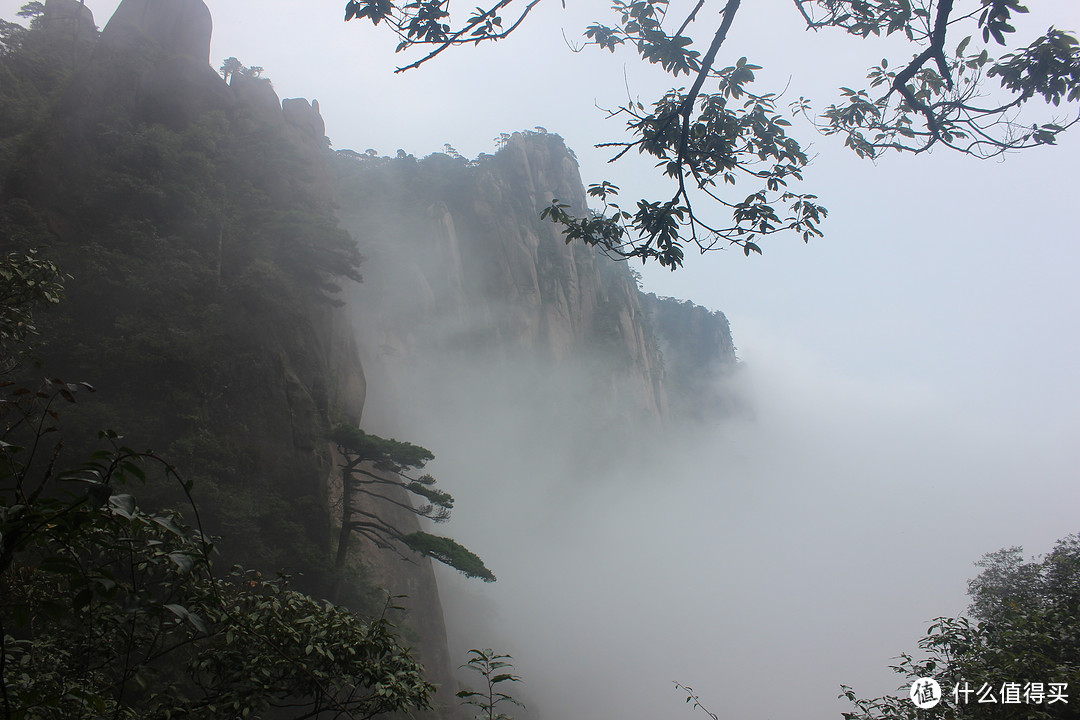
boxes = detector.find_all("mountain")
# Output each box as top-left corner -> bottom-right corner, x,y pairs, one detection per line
0,1 -> 737,716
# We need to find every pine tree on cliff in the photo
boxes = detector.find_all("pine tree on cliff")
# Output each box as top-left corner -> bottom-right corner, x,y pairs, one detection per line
329,423 -> 495,582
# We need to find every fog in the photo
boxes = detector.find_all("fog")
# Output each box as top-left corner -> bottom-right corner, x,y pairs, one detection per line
3,0 -> 1078,718
355,302 -> 1078,720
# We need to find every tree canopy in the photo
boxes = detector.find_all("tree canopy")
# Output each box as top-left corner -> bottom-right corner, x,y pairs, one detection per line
841,534 -> 1080,719
346,0 -> 1080,267
329,423 -> 496,582
0,376 -> 434,720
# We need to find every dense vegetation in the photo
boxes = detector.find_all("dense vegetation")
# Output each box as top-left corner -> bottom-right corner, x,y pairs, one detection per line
0,369 -> 433,719
0,6 -> 365,601
842,536 -> 1080,720
0,8 -> 467,717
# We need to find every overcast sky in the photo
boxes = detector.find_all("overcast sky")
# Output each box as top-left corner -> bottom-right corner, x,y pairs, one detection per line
7,1 -> 1075,408
4,1 -> 1079,719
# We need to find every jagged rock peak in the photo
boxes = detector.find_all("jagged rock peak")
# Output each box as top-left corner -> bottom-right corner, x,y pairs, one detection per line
102,0 -> 213,65
232,74 -> 283,122
641,293 -> 737,420
43,0 -> 96,37
282,98 -> 326,143
495,130 -> 586,213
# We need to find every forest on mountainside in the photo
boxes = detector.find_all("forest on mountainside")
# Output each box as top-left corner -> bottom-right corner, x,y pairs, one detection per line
0,4 -> 742,717
0,7 -> 366,598
3,2 -> 1079,719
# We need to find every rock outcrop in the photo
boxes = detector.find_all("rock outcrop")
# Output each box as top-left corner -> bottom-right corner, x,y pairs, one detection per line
36,0 -> 97,64
101,0 -> 212,64
232,74 -> 284,126
283,97 -> 326,145
91,0 -> 228,129
333,132 -> 673,428
641,292 -> 738,420
42,0 -> 97,40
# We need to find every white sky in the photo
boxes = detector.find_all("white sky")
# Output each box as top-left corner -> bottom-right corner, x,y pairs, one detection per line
9,2 -> 1076,406
4,1 -> 1079,719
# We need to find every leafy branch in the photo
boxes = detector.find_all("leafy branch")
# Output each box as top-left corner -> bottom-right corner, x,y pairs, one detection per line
0,380 -> 435,720
348,0 -> 1079,267
457,648 -> 524,720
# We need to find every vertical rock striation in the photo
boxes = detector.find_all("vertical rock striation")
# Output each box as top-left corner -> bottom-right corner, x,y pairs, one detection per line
334,132 -> 678,430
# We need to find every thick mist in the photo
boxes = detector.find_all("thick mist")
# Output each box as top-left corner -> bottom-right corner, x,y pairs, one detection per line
1,2 -> 1075,718
354,291 -> 1077,720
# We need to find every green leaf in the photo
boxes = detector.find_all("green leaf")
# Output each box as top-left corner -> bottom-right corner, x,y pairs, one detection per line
109,493 -> 136,519
168,551 -> 195,573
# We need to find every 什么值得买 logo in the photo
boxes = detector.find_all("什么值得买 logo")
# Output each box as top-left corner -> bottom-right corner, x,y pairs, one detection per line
908,678 -> 1070,708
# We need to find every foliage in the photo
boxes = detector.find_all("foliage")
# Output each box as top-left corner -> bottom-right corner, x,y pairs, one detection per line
840,534 -> 1080,719
14,3 -> 43,22
348,0 -> 1079,267
0,376 -> 434,720
218,57 -> 266,84
0,249 -> 65,367
329,423 -> 495,582
329,423 -> 435,473
0,8 -> 86,174
0,13 -> 370,598
402,531 -> 496,582
0,20 -> 27,57
456,648 -> 524,720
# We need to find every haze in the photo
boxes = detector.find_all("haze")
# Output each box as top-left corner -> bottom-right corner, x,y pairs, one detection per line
3,1 -> 1077,719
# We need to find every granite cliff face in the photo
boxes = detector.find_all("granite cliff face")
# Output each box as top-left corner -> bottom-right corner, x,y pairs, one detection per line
102,0 -> 212,63
330,133 -> 732,436
41,0 -> 97,50
329,138 -> 738,716
93,0 -> 230,129
641,292 -> 738,420
1,1 -> 736,716
1,0 -> 460,709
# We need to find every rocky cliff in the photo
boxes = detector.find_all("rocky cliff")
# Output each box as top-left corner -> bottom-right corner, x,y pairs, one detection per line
330,133 -> 719,438
641,292 -> 738,420
0,1 -> 736,716
0,0 -> 463,710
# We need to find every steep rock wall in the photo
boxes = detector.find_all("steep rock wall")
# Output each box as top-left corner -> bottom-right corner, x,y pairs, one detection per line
333,133 -> 672,431
0,1 -> 459,713
329,134 -> 740,714
101,0 -> 212,64
2,2 -> 739,715
640,292 -> 738,420
332,132 -> 738,436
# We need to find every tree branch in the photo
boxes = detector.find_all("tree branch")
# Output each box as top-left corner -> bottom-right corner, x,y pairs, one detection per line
886,0 -> 955,146
393,0 -> 546,73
